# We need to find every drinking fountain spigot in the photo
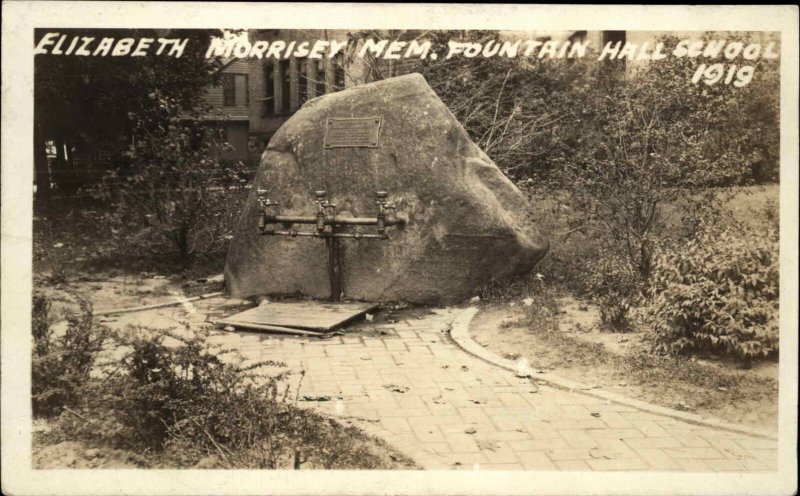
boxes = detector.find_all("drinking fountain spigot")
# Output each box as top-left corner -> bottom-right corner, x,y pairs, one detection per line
314,190 -> 326,233
375,191 -> 389,236
314,190 -> 337,234
257,189 -> 279,232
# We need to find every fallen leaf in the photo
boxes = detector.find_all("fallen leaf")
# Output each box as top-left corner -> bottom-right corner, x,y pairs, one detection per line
384,384 -> 409,394
477,440 -> 498,451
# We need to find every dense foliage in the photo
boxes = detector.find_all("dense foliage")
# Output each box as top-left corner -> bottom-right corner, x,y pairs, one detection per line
416,31 -> 780,360
32,294 -> 108,417
648,213 -> 779,364
97,91 -> 249,259
34,29 -> 223,198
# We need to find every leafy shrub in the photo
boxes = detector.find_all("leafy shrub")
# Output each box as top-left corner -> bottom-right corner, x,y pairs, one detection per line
56,326 -> 403,468
648,219 -> 779,363
582,252 -> 644,331
32,293 -> 108,417
99,91 -> 251,260
60,328 -> 285,454
519,281 -> 562,332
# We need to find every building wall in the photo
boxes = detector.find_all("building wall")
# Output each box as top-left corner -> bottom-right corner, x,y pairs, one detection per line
201,59 -> 251,120
189,59 -> 252,163
247,29 -> 351,143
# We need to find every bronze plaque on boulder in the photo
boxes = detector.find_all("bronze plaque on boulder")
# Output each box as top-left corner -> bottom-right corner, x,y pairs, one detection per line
324,117 -> 382,148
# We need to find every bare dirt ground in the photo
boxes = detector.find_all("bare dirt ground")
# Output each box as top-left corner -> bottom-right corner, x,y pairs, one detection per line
470,299 -> 779,432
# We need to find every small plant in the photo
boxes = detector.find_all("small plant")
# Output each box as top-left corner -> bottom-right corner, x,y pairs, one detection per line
519,281 -> 561,332
582,252 -> 642,332
647,217 -> 779,364
32,292 -> 108,417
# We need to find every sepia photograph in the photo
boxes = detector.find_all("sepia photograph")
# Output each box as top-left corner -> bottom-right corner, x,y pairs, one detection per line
2,3 -> 798,496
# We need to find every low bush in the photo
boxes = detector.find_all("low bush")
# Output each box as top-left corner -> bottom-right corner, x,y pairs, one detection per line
647,217 -> 779,364
53,325 -> 404,469
32,293 -> 109,417
582,252 -> 644,332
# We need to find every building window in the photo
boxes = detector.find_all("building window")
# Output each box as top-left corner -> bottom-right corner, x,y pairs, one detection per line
316,59 -> 327,97
222,74 -> 248,107
263,61 -> 275,115
223,74 -> 236,106
334,55 -> 345,90
601,31 -> 627,73
279,59 -> 290,113
298,59 -> 308,106
602,31 -> 626,45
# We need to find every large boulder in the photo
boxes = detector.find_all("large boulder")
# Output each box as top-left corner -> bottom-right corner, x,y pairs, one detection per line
224,73 -> 548,304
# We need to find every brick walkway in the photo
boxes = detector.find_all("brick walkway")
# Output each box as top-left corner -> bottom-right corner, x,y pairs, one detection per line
112,299 -> 778,472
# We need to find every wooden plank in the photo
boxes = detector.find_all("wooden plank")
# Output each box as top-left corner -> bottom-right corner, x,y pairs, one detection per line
222,301 -> 378,331
214,320 -> 326,337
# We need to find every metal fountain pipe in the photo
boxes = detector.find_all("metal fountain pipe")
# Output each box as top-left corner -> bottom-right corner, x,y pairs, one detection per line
255,189 -> 406,231
254,188 -> 408,301
262,214 -> 406,226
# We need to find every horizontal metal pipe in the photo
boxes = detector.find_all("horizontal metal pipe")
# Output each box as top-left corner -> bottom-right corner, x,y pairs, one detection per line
263,230 -> 387,239
267,215 -> 406,226
324,232 -> 386,239
262,230 -> 318,237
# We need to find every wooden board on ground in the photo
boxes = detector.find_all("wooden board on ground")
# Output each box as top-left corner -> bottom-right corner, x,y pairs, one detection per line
218,301 -> 379,332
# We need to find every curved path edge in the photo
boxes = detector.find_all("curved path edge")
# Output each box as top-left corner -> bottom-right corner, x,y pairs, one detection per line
449,306 -> 778,441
